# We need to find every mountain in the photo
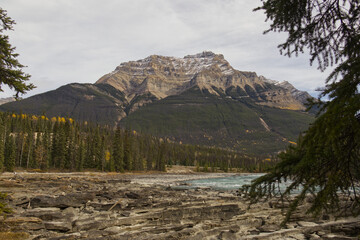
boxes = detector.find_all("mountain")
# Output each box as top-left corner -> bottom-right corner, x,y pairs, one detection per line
97,51 -> 312,113
0,97 -> 15,105
0,51 -> 315,155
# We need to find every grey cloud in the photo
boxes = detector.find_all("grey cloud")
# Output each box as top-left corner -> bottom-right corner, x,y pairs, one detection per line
1,0 -> 326,99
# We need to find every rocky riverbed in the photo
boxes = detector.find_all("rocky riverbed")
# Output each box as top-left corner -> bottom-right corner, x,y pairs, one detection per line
0,171 -> 359,240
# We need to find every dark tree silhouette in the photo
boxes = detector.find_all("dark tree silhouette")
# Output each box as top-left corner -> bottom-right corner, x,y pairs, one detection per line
0,8 -> 34,98
242,0 -> 360,225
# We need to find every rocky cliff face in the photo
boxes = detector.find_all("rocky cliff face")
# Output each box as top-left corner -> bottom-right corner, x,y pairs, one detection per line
96,51 -> 311,111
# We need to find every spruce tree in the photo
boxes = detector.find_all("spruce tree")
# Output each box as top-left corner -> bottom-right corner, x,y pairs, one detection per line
243,0 -> 360,224
0,118 -> 5,170
17,132 -> 26,168
24,131 -> 34,169
112,127 -> 124,172
98,136 -> 105,171
89,126 -> 101,169
123,128 -> 133,171
4,134 -> 16,171
77,139 -> 85,171
146,145 -> 153,171
41,130 -> 50,170
157,142 -> 166,172
0,8 -> 35,97
52,125 -> 66,169
33,135 -> 48,169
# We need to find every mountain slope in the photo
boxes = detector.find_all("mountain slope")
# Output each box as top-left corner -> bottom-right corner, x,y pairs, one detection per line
120,86 -> 314,155
0,83 -> 127,125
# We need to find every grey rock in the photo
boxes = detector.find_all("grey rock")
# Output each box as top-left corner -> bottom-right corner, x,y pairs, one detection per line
4,217 -> 45,231
257,224 -> 281,232
297,221 -> 319,227
48,232 -> 81,240
24,207 -> 62,221
103,226 -> 123,234
44,221 -> 72,232
330,222 -> 360,236
89,202 -> 122,211
249,229 -> 261,235
73,219 -> 119,231
321,233 -> 355,240
4,172 -> 360,240
218,230 -> 238,240
14,196 -> 30,207
125,191 -> 141,199
31,192 -> 95,208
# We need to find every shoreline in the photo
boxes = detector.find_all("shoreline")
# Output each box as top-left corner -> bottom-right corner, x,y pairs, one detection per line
129,172 -> 243,186
0,170 -> 258,187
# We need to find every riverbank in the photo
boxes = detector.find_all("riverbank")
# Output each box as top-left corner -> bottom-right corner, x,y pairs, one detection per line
0,172 -> 359,239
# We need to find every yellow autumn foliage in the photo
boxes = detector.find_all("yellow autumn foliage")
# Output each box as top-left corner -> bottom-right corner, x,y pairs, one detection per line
105,150 -> 111,161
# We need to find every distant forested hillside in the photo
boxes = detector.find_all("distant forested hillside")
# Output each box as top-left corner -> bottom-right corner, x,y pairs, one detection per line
0,112 -> 276,172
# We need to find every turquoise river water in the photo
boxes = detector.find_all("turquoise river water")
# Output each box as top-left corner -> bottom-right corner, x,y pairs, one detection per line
182,174 -> 265,191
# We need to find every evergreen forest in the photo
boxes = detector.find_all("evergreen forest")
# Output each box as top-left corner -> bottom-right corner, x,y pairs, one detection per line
0,112 -> 276,173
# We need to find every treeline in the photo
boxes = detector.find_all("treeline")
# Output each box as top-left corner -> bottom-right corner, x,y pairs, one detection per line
0,112 -> 276,172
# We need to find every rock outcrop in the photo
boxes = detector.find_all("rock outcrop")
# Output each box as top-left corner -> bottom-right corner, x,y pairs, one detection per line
1,172 -> 359,240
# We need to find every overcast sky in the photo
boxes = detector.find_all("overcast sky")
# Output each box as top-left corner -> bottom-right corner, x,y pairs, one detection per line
1,0 -> 331,98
